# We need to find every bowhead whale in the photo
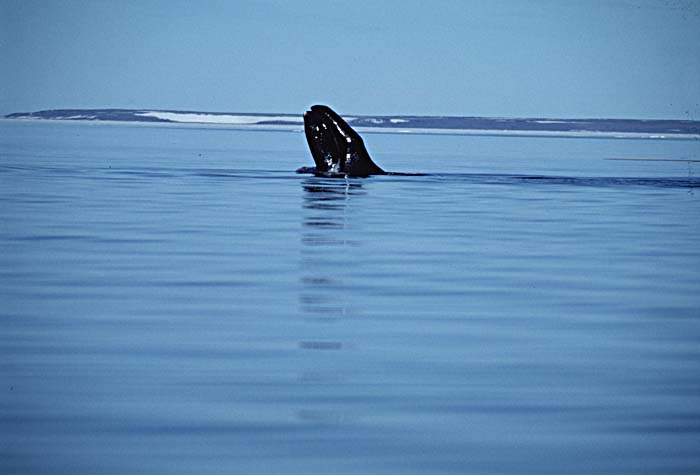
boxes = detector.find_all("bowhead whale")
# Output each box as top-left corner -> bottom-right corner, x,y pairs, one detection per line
297,105 -> 386,177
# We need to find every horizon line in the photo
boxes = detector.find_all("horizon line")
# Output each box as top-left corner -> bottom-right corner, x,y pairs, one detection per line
5,107 -> 700,124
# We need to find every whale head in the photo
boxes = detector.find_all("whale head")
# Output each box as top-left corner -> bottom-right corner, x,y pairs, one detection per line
303,105 -> 385,177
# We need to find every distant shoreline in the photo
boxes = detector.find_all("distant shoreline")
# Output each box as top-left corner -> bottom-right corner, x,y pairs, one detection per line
3,109 -> 700,141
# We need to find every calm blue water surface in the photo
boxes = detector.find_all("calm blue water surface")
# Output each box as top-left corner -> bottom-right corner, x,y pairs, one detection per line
1,121 -> 699,474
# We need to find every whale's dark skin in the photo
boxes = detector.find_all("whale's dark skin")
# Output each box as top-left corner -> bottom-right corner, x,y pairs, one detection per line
297,105 -> 386,177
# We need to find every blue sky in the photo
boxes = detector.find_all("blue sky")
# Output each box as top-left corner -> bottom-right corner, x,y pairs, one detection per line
1,0 -> 699,119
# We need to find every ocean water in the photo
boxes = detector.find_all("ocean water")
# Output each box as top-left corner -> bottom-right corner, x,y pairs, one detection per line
1,121 -> 699,474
